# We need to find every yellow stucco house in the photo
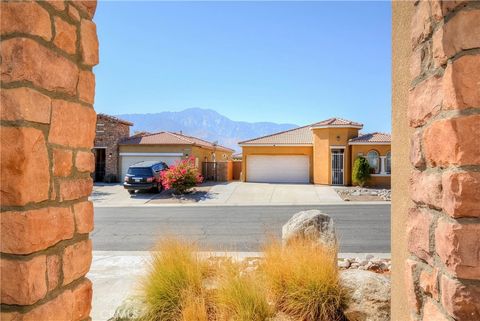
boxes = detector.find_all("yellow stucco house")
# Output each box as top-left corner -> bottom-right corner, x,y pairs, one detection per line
239,118 -> 391,187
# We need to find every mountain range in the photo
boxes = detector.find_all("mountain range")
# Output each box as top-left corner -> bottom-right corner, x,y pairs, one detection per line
115,108 -> 298,152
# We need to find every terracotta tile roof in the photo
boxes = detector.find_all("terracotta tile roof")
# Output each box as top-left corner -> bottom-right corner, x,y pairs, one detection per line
349,132 -> 391,144
311,118 -> 363,128
97,113 -> 133,126
239,125 -> 314,145
239,117 -> 363,145
120,131 -> 234,152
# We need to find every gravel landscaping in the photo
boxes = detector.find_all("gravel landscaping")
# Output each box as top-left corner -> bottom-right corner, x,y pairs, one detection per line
335,187 -> 391,201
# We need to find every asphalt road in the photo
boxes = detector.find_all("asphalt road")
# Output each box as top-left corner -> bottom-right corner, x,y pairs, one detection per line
92,204 -> 390,253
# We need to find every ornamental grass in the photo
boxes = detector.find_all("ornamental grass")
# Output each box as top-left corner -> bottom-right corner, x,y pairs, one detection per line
261,238 -> 347,321
215,261 -> 272,321
141,237 -> 347,321
141,238 -> 212,321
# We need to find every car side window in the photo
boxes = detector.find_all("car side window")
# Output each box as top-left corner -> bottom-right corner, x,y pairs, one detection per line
152,165 -> 160,172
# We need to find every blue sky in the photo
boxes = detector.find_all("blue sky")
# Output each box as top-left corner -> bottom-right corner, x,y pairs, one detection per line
94,1 -> 391,133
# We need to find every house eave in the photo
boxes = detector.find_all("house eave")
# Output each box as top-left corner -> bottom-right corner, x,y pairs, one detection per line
239,143 -> 313,147
310,125 -> 363,130
348,142 -> 391,145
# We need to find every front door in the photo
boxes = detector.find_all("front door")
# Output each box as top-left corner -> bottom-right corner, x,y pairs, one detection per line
331,149 -> 344,185
94,148 -> 106,182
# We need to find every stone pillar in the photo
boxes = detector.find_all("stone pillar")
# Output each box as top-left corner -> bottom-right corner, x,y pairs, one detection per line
1,1 -> 98,320
406,1 -> 480,320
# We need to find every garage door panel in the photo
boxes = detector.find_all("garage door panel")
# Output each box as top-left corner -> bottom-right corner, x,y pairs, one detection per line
120,155 -> 181,179
247,155 -> 310,183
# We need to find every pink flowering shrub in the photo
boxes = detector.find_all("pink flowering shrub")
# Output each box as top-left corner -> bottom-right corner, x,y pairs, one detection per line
161,157 -> 203,194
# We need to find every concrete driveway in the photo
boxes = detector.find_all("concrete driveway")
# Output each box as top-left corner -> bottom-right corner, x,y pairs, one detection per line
200,182 -> 343,205
91,181 -> 344,206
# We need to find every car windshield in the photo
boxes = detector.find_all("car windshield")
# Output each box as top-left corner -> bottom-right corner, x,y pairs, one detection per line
127,167 -> 152,176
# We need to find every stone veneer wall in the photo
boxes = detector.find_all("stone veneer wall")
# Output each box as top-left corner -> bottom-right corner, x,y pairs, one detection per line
406,1 -> 480,320
1,1 -> 98,319
94,115 -> 131,181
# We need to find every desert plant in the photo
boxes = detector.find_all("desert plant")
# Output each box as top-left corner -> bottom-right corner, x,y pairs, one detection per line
215,262 -> 272,321
261,238 -> 347,321
181,288 -> 210,321
141,238 -> 211,321
161,157 -> 203,194
352,156 -> 371,187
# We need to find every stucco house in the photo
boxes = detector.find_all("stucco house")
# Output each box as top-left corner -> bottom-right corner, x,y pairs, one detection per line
118,131 -> 234,179
239,118 -> 391,187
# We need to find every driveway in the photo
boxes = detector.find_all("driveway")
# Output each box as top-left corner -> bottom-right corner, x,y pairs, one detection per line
91,181 -> 345,206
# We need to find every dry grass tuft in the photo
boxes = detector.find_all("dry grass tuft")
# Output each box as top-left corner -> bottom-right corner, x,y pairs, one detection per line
141,237 -> 347,321
141,238 -> 211,321
181,288 -> 210,321
262,238 -> 347,321
215,262 -> 272,321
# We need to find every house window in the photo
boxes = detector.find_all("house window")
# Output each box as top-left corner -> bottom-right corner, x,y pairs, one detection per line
223,153 -> 227,159
367,150 -> 380,174
386,151 -> 391,174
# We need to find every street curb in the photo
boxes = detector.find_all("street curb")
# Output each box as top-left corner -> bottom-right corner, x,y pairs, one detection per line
93,201 -> 391,208
93,251 -> 391,260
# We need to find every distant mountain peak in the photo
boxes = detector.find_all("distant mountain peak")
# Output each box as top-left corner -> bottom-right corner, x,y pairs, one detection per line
115,108 -> 298,152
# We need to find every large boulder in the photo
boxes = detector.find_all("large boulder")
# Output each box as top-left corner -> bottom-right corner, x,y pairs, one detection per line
282,210 -> 337,248
108,295 -> 147,321
340,270 -> 390,321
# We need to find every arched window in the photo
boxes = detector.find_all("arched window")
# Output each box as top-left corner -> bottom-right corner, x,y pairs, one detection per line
367,150 -> 380,174
386,151 -> 391,174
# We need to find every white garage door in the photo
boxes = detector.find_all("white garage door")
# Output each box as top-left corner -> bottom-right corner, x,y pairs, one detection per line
246,155 -> 310,183
120,153 -> 182,179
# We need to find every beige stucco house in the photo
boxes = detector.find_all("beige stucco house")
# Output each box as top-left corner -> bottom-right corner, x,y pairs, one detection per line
239,118 -> 391,187
118,131 -> 234,179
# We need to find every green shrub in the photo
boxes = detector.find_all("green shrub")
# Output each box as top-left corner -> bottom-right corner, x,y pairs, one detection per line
352,156 -> 371,187
262,239 -> 347,321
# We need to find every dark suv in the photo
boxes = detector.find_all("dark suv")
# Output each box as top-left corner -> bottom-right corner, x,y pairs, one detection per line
123,161 -> 168,194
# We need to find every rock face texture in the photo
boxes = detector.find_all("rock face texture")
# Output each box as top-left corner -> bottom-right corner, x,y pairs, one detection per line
340,270 -> 391,321
282,210 -> 337,248
405,2 -> 480,320
0,1 -> 98,318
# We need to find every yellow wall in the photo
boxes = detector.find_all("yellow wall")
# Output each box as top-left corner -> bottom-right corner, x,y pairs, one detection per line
312,127 -> 359,185
350,144 -> 391,187
351,144 -> 391,158
191,146 -> 232,164
241,146 -> 314,182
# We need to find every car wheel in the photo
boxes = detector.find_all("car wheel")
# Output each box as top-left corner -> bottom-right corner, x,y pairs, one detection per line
128,190 -> 135,195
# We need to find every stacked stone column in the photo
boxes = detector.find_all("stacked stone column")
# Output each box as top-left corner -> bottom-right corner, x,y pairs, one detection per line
407,1 -> 480,320
1,1 -> 98,320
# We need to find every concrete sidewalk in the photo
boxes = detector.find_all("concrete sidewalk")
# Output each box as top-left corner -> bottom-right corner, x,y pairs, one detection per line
88,251 -> 391,321
92,182 -> 347,207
